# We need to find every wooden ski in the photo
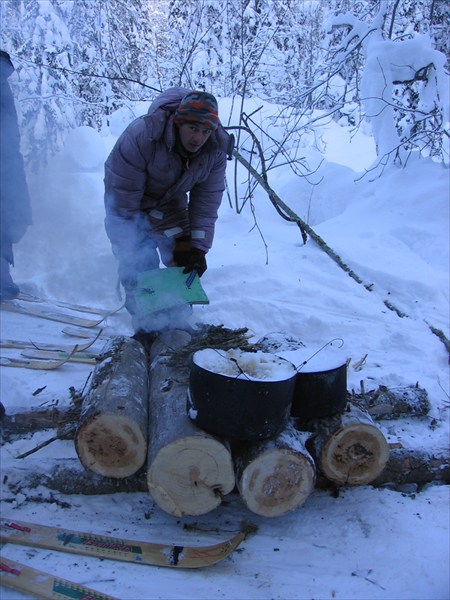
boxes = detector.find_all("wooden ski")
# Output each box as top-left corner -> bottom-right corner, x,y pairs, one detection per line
0,330 -> 103,353
18,292 -> 117,316
0,346 -> 79,370
20,349 -> 98,365
0,555 -> 118,600
63,326 -> 99,338
0,354 -> 74,370
0,518 -> 245,569
1,301 -> 105,328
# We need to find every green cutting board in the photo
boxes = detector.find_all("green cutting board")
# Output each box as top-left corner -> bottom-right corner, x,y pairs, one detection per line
134,267 -> 209,315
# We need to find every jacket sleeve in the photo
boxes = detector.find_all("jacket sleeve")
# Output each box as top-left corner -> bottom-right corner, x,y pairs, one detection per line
104,118 -> 157,285
188,150 -> 227,253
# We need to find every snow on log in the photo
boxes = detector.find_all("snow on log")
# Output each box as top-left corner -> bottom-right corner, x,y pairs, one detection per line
234,421 -> 316,517
309,403 -> 390,485
147,330 -> 235,517
75,336 -> 149,479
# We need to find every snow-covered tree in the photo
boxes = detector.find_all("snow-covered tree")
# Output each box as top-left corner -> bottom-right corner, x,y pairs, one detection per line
322,1 -> 449,166
1,0 -> 75,167
1,0 -> 164,166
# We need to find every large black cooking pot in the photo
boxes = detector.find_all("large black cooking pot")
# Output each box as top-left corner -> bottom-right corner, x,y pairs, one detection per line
291,361 -> 348,420
289,341 -> 348,420
188,349 -> 297,441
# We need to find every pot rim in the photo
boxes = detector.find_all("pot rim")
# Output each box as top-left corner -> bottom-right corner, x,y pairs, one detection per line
296,360 -> 348,375
192,348 -> 297,383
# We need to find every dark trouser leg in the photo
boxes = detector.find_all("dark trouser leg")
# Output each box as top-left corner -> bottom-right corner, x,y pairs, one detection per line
0,255 -> 20,302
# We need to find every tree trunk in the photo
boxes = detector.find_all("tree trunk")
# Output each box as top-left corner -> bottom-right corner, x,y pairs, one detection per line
147,330 -> 235,517
75,337 -> 149,479
309,403 -> 390,485
234,421 -> 316,517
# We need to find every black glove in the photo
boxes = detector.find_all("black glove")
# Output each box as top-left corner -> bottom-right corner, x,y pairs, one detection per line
182,248 -> 207,277
173,236 -> 192,268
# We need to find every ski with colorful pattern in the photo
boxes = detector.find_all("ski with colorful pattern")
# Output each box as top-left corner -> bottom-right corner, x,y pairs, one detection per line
0,556 -> 118,600
0,518 -> 245,569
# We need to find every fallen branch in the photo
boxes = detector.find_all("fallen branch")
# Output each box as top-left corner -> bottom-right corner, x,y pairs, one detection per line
233,148 -> 365,285
16,424 -> 76,459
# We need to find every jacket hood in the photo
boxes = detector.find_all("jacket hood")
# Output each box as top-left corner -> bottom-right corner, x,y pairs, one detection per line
147,87 -> 190,115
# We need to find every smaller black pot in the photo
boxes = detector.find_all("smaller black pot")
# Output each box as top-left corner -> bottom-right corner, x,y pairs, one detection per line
188,349 -> 297,441
291,362 -> 348,420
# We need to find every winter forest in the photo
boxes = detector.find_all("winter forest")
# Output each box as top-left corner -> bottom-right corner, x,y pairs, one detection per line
1,0 -> 449,174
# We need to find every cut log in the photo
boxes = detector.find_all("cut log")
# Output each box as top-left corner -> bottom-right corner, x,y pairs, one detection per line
1,406 -> 78,442
147,330 -> 235,517
234,421 -> 316,517
371,447 -> 450,487
75,336 -> 149,479
308,403 -> 390,485
349,384 -> 431,420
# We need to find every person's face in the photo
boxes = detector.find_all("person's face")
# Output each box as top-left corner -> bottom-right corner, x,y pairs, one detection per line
177,123 -> 212,153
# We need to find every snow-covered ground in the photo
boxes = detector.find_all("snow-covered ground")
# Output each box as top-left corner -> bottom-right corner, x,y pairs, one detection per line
0,102 -> 449,599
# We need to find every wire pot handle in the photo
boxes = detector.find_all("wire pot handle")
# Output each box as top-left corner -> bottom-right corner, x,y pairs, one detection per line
295,338 -> 344,372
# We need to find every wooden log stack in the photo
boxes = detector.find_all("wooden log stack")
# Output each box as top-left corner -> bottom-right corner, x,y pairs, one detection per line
72,332 -> 393,518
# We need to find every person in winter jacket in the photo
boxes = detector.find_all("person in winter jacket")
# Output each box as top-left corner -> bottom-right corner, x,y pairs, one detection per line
104,88 -> 233,334
0,50 -> 32,302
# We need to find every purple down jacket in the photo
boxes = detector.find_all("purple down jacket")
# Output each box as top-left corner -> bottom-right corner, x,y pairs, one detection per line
104,87 -> 233,286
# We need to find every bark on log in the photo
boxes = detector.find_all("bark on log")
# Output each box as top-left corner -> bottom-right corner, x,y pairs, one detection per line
147,330 -> 235,517
234,421 -> 316,517
75,336 -> 149,479
308,403 -> 390,485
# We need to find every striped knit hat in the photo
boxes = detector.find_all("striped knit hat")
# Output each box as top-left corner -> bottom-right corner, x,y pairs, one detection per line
174,91 -> 219,130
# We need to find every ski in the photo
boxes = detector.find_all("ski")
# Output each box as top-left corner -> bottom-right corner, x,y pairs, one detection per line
0,352 -> 75,371
20,348 -> 98,365
63,326 -> 100,339
1,300 -> 105,328
0,518 -> 245,569
0,555 -> 118,600
18,292 -> 118,317
0,330 -> 103,353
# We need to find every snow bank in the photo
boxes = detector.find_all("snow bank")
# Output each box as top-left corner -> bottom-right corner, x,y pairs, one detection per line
62,126 -> 106,171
